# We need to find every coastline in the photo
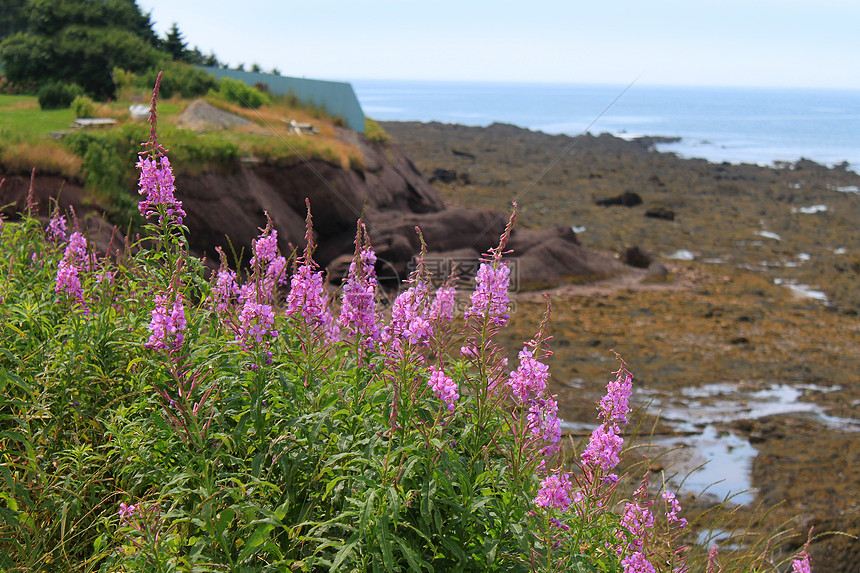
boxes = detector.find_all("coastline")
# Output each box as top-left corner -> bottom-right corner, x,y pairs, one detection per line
354,80 -> 860,170
380,119 -> 860,572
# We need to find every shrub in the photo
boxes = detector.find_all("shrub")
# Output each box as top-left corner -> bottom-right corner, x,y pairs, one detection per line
365,118 -> 391,143
71,94 -> 95,118
215,76 -> 270,108
37,80 -> 84,109
114,62 -> 219,99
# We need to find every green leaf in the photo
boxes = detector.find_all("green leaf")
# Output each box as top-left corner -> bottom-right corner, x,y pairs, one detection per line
330,532 -> 361,571
238,521 -> 274,563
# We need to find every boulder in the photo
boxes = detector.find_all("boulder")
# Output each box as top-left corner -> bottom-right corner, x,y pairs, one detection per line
429,168 -> 457,184
620,246 -> 653,269
595,191 -> 643,207
645,206 -> 676,220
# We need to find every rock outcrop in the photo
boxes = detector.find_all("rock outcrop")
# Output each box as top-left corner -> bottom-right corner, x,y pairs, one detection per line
1,110 -> 636,289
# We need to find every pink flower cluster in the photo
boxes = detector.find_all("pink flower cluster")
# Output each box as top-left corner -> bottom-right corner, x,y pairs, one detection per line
137,156 -> 186,225
55,231 -> 90,308
526,397 -> 561,454
250,229 -> 279,267
533,472 -> 573,512
286,263 -> 338,341
212,268 -> 240,312
46,211 -> 68,243
429,286 -> 457,323
619,501 -> 654,553
621,551 -> 656,573
387,282 -> 431,345
241,227 -> 288,304
427,366 -> 459,412
145,293 -> 186,352
792,552 -> 811,573
464,261 -> 511,326
662,490 -> 687,528
236,301 -> 278,351
508,348 -> 549,402
339,245 -> 380,345
581,423 -> 624,472
581,367 -> 633,475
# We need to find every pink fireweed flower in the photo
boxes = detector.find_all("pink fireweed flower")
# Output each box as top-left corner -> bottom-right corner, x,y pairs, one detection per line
618,501 -> 655,553
599,367 -> 633,426
791,552 -> 811,573
236,301 -> 278,351
66,231 -> 89,269
705,545 -> 722,573
213,268 -> 240,312
621,552 -> 656,573
339,240 -> 381,345
429,285 -> 457,323
508,347 -> 549,402
137,155 -> 185,225
118,502 -> 137,522
145,294 -> 186,352
46,212 -> 68,243
582,422 -> 624,472
250,227 -> 279,267
526,396 -> 562,450
387,281 -> 432,345
55,259 -> 83,300
662,490 -> 688,528
464,261 -> 511,326
534,472 -> 573,512
427,366 -> 459,412
286,263 -> 338,338
54,231 -> 90,308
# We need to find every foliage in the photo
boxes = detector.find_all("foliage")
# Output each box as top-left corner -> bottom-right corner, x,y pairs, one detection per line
161,22 -> 187,61
365,118 -> 391,144
114,62 -> 219,100
215,76 -> 271,109
71,94 -> 95,118
36,79 -> 83,109
1,26 -> 161,99
0,0 -> 163,99
0,0 -> 27,39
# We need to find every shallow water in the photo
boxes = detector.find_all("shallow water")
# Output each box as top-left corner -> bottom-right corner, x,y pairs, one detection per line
634,382 -> 859,504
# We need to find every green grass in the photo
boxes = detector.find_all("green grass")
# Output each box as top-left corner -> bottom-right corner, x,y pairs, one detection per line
0,95 -> 77,143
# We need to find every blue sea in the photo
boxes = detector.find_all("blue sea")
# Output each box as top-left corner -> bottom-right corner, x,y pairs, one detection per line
351,80 -> 860,171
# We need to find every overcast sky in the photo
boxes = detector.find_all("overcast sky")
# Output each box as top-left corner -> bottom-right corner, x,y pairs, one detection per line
138,0 -> 860,89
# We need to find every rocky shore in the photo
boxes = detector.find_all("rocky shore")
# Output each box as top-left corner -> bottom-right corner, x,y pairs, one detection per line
381,121 -> 860,572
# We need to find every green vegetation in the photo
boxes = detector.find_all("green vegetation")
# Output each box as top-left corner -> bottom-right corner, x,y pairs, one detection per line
36,79 -> 83,109
365,118 -> 391,144
0,0 -> 221,101
215,76 -> 271,109
70,94 -> 95,118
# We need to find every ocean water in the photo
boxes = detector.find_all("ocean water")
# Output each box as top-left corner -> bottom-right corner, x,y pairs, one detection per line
352,80 -> 860,170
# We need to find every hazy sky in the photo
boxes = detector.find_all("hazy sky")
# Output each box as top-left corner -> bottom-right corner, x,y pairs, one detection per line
138,0 -> 860,89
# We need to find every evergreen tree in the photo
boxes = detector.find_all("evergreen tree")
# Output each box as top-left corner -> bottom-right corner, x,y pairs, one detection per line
162,22 -> 186,61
